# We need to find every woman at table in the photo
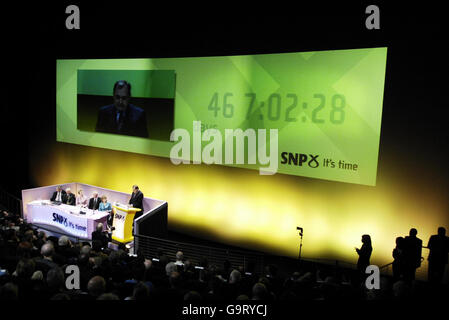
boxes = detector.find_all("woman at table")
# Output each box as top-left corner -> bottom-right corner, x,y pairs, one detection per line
76,189 -> 88,207
99,195 -> 112,212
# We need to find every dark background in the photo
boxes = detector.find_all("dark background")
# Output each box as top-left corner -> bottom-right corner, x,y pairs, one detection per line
1,2 -> 448,200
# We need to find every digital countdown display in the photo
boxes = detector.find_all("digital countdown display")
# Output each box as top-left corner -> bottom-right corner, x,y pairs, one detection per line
57,47 -> 387,186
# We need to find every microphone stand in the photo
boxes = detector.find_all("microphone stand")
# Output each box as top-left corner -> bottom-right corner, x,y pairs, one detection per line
297,228 -> 304,262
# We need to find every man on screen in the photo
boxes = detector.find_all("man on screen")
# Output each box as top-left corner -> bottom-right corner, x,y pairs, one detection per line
50,186 -> 66,203
95,80 -> 149,138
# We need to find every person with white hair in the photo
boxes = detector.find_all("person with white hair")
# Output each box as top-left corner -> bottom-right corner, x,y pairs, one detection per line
64,188 -> 76,206
229,269 -> 242,284
165,262 -> 177,276
58,236 -> 70,247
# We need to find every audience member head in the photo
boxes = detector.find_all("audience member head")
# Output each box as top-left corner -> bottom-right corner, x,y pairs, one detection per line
92,191 -> 99,198
175,251 -> 184,262
47,268 -> 65,290
252,282 -> 268,300
361,234 -> 372,246
80,245 -> 91,256
165,262 -> 177,276
15,259 -> 35,279
58,235 -> 70,247
50,293 -> 70,300
437,227 -> 446,237
37,230 -> 46,239
132,282 -> 150,300
87,276 -> 106,297
229,269 -> 242,284
132,185 -> 139,193
396,237 -> 404,248
96,223 -> 103,232
169,271 -> 181,289
41,242 -> 55,259
101,195 -> 108,203
0,283 -> 18,301
97,293 -> 119,300
17,241 -> 33,258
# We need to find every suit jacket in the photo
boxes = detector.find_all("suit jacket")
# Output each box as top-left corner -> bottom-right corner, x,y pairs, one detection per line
427,235 -> 449,264
404,236 -> 423,268
129,190 -> 144,212
91,230 -> 109,249
95,104 -> 149,138
50,190 -> 67,202
129,190 -> 144,220
65,193 -> 76,206
88,197 -> 101,210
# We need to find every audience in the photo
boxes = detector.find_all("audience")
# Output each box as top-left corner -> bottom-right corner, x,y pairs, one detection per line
0,207 -> 448,301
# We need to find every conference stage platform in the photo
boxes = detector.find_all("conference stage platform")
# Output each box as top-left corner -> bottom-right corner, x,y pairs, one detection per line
27,200 -> 108,239
22,183 -> 168,242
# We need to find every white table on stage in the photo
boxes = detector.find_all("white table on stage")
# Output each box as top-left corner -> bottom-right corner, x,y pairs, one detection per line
27,200 -> 109,239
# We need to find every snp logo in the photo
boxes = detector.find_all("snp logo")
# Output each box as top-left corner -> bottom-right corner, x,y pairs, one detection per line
52,213 -> 68,227
115,214 -> 125,221
280,152 -> 319,168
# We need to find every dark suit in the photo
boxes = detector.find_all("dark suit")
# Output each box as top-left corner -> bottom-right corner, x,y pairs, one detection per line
92,230 -> 109,249
403,235 -> 422,281
88,197 -> 101,210
129,190 -> 144,216
50,190 -> 66,202
65,193 -> 76,206
427,234 -> 449,284
95,104 -> 149,138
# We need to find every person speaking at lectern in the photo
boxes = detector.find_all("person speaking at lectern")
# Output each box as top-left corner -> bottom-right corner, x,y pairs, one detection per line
129,185 -> 144,220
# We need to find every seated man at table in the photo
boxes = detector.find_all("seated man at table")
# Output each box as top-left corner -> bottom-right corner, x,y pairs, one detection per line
88,191 -> 101,210
50,186 -> 66,203
99,195 -> 112,212
64,188 -> 76,206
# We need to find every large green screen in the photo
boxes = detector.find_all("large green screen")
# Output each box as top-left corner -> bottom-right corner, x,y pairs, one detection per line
57,47 -> 387,186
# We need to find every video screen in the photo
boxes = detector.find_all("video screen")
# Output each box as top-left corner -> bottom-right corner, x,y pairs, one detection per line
57,48 -> 387,186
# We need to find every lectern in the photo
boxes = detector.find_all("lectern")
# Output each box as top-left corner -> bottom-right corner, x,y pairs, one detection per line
111,204 -> 141,243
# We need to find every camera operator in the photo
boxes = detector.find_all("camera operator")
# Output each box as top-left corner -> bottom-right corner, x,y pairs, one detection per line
91,223 -> 109,249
